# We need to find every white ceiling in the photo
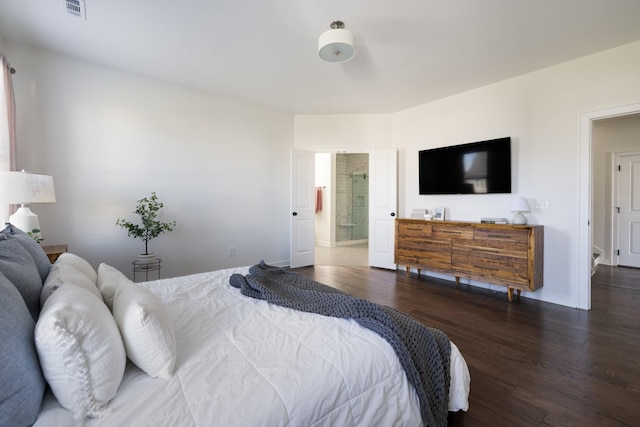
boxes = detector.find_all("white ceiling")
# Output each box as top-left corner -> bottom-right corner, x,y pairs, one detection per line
1,0 -> 640,114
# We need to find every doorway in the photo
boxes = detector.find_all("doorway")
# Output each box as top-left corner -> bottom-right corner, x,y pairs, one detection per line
579,102 -> 640,310
314,152 -> 369,266
592,116 -> 640,269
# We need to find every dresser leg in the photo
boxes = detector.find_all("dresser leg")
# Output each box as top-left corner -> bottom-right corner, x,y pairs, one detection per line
455,276 -> 460,287
508,288 -> 514,302
405,266 -> 410,276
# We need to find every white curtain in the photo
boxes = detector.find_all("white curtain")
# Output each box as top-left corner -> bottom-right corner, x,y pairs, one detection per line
1,52 -> 18,223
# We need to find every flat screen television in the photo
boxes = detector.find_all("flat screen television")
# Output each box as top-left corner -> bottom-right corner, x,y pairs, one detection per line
419,137 -> 511,195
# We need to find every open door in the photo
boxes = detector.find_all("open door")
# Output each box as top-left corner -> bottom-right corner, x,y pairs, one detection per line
369,149 -> 398,269
290,149 -> 315,268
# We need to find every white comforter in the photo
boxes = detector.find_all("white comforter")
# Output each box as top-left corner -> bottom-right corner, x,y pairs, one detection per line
35,266 -> 469,426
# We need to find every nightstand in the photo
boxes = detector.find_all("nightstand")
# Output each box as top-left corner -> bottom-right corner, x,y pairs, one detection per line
132,259 -> 162,282
42,244 -> 68,264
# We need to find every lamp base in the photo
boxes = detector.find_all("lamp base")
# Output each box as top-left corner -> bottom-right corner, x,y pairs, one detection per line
512,212 -> 527,225
9,206 -> 41,234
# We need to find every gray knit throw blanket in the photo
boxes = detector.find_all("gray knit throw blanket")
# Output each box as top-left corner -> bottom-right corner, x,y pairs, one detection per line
229,261 -> 451,427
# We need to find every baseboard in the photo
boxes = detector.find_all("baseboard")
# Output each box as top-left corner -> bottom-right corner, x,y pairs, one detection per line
269,259 -> 290,268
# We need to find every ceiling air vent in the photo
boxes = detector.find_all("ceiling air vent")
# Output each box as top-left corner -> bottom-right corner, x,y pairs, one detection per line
65,0 -> 86,19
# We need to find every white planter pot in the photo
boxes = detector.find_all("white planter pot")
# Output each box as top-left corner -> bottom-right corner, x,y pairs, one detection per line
137,253 -> 156,264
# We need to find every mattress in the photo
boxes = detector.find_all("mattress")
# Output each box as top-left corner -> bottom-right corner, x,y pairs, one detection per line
35,266 -> 469,426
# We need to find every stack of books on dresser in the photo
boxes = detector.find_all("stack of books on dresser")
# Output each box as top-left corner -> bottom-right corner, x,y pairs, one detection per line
480,217 -> 508,224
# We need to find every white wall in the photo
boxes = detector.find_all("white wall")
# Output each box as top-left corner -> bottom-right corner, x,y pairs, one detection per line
294,114 -> 392,152
5,42 -> 294,278
295,41 -> 640,308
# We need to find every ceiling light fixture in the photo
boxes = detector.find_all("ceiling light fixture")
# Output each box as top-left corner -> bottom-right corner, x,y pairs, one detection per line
318,21 -> 355,63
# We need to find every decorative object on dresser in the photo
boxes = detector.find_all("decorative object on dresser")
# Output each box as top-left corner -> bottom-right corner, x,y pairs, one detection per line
410,208 -> 428,219
116,192 -> 176,263
510,195 -> 530,225
433,207 -> 445,221
0,170 -> 56,242
395,219 -> 543,302
480,217 -> 508,224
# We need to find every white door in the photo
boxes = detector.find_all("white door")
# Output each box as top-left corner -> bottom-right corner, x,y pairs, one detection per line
618,153 -> 640,268
369,149 -> 398,269
290,149 -> 315,268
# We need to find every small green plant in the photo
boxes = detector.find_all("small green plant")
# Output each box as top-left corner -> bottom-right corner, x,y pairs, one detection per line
27,229 -> 43,243
116,192 -> 176,255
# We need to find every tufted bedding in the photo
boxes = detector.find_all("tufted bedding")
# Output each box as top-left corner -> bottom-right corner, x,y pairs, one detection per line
34,266 -> 469,426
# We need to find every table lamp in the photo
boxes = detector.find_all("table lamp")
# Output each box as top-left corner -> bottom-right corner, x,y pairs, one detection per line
0,170 -> 56,239
510,195 -> 530,225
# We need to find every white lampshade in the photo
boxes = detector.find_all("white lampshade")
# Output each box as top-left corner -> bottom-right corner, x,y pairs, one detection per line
510,196 -> 529,225
0,170 -> 56,236
318,21 -> 355,63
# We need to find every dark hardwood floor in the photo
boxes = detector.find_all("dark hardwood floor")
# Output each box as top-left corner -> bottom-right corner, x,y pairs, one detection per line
293,264 -> 640,427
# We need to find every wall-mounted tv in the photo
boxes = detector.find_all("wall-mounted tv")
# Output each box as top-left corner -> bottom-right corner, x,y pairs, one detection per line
419,137 -> 511,195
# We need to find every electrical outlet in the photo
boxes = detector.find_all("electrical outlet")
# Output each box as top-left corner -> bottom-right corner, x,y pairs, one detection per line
535,200 -> 550,210
229,247 -> 236,257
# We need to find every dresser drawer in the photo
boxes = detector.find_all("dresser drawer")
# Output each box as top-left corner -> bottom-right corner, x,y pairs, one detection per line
397,221 -> 432,238
396,237 -> 452,270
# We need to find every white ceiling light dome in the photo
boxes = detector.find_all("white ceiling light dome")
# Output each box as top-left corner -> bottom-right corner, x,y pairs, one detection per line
318,21 -> 355,63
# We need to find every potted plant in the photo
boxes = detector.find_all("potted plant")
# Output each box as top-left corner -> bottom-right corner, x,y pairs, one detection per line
116,192 -> 176,262
27,229 -> 44,243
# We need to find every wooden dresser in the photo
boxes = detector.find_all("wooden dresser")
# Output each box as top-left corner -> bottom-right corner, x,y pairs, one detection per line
395,219 -> 543,302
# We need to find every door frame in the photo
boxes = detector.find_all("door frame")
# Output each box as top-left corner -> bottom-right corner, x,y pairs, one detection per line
297,146 -> 397,268
578,102 -> 640,310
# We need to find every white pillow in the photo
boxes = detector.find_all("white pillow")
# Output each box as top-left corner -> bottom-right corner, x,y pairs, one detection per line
97,263 -> 128,310
54,253 -> 98,284
41,263 -> 103,307
35,285 -> 126,420
112,278 -> 177,379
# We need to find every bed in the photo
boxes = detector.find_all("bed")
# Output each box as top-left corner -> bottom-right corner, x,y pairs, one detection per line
0,225 -> 469,427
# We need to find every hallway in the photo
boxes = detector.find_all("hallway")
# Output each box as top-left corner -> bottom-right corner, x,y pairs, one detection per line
315,243 -> 368,266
